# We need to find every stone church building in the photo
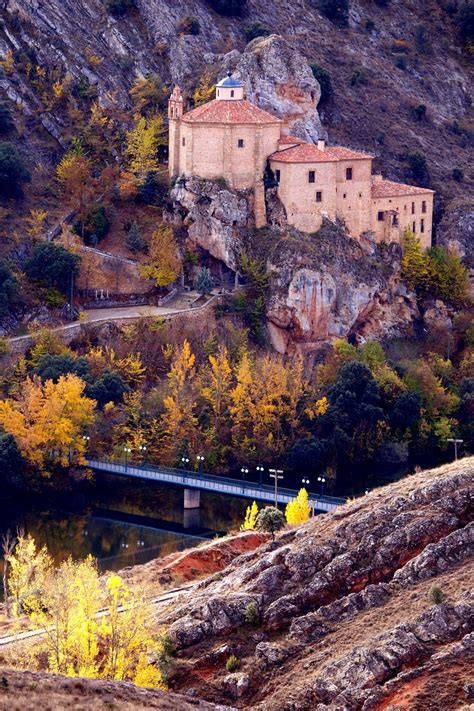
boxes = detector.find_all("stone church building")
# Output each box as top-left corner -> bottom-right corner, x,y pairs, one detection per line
168,74 -> 434,247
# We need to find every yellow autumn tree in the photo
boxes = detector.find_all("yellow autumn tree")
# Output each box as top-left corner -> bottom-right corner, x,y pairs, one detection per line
56,152 -> 94,224
126,114 -> 166,175
26,209 -> 48,241
241,501 -> 259,531
0,374 -> 96,473
140,224 -> 181,287
193,72 -> 215,106
201,346 -> 232,455
161,340 -> 199,462
285,488 -> 311,525
229,352 -> 255,456
17,550 -> 165,689
6,533 -> 52,617
101,574 -> 165,688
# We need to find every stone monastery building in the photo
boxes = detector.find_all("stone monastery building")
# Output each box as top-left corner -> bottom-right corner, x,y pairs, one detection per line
168,74 -> 434,247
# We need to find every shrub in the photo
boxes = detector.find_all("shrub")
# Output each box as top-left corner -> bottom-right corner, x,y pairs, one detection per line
25,242 -> 80,295
87,370 -> 128,407
452,167 -> 464,182
405,151 -> 429,185
351,67 -> 368,86
309,63 -> 333,105
207,0 -> 247,17
194,267 -> 214,295
0,259 -> 18,315
317,0 -> 349,26
0,142 -> 30,197
257,506 -> 286,539
245,22 -> 271,42
34,353 -> 91,384
126,222 -> 146,253
73,205 -> 110,246
225,654 -> 240,672
362,17 -> 375,31
105,0 -> 134,17
414,23 -> 429,52
137,172 -> 163,205
244,602 -> 259,626
394,53 -> 407,70
177,16 -> 200,35
455,2 -> 474,45
412,104 -> 427,121
428,584 -> 444,605
44,287 -> 66,309
0,104 -> 13,134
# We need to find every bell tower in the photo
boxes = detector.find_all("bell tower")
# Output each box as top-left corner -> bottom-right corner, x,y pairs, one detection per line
168,85 -> 183,178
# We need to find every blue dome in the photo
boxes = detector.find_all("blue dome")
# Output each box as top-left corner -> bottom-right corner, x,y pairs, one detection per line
216,72 -> 243,88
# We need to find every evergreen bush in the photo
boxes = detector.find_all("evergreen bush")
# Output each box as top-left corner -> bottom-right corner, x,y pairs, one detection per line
309,63 -> 333,105
0,142 -> 30,197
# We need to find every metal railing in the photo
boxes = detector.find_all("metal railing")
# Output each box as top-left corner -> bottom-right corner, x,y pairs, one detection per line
86,458 -> 346,513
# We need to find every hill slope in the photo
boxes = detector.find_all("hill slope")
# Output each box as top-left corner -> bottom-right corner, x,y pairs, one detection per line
158,457 -> 474,709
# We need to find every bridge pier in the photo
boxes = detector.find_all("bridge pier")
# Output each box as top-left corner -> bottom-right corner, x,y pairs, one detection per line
184,488 -> 200,509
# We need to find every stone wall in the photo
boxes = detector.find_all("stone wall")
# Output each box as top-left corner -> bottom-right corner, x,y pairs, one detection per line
371,192 -> 434,248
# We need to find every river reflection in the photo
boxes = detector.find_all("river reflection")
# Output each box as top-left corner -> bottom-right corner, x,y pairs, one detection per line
0,474 -> 250,576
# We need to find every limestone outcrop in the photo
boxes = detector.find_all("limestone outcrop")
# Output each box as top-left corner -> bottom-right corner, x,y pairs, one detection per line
168,177 -> 252,272
223,35 -> 325,142
263,221 -> 419,354
437,197 -> 474,274
156,458 -> 474,709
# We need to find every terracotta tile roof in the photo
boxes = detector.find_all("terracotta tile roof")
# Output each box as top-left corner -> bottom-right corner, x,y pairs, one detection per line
182,99 -> 281,125
278,135 -> 306,145
371,179 -> 434,198
270,142 -> 372,163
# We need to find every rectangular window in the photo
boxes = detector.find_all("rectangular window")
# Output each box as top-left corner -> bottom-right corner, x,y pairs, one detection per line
238,139 -> 244,148
182,137 -> 185,147
275,169 -> 281,183
343,193 -> 347,199
421,218 -> 425,233
308,170 -> 315,183
422,200 -> 427,213
346,167 -> 353,180
377,211 -> 385,222
412,202 -> 415,214
393,213 -> 399,226
316,191 -> 322,203
230,90 -> 234,97
413,221 -> 416,232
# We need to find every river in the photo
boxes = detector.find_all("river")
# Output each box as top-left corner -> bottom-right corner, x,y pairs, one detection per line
0,474 -> 250,575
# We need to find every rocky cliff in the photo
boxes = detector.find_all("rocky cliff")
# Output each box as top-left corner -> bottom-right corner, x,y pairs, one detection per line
157,457 -> 474,709
169,177 -> 420,353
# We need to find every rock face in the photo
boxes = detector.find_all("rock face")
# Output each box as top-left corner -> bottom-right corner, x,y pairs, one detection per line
223,35 -> 325,142
437,197 -> 474,275
262,221 -> 419,354
168,177 -> 253,272
155,458 -> 474,710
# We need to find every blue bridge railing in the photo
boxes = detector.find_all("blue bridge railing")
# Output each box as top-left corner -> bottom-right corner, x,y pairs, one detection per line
86,458 -> 346,513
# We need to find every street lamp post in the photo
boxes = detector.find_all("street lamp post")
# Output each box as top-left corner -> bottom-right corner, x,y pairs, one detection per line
256,465 -> 265,487
138,445 -> 147,463
269,469 -> 284,508
317,476 -> 326,497
123,446 -> 131,471
82,435 -> 91,461
241,466 -> 249,481
181,456 -> 190,469
197,454 -> 205,478
447,438 -> 463,461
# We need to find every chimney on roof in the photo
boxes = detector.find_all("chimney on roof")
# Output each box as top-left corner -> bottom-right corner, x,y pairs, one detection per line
373,174 -> 383,183
317,139 -> 325,151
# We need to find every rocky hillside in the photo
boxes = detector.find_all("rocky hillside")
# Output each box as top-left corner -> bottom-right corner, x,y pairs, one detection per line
153,457 -> 474,709
0,0 -> 472,226
0,458 -> 472,709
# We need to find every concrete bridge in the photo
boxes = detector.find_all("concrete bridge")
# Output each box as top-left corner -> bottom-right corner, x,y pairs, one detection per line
86,458 -> 346,514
